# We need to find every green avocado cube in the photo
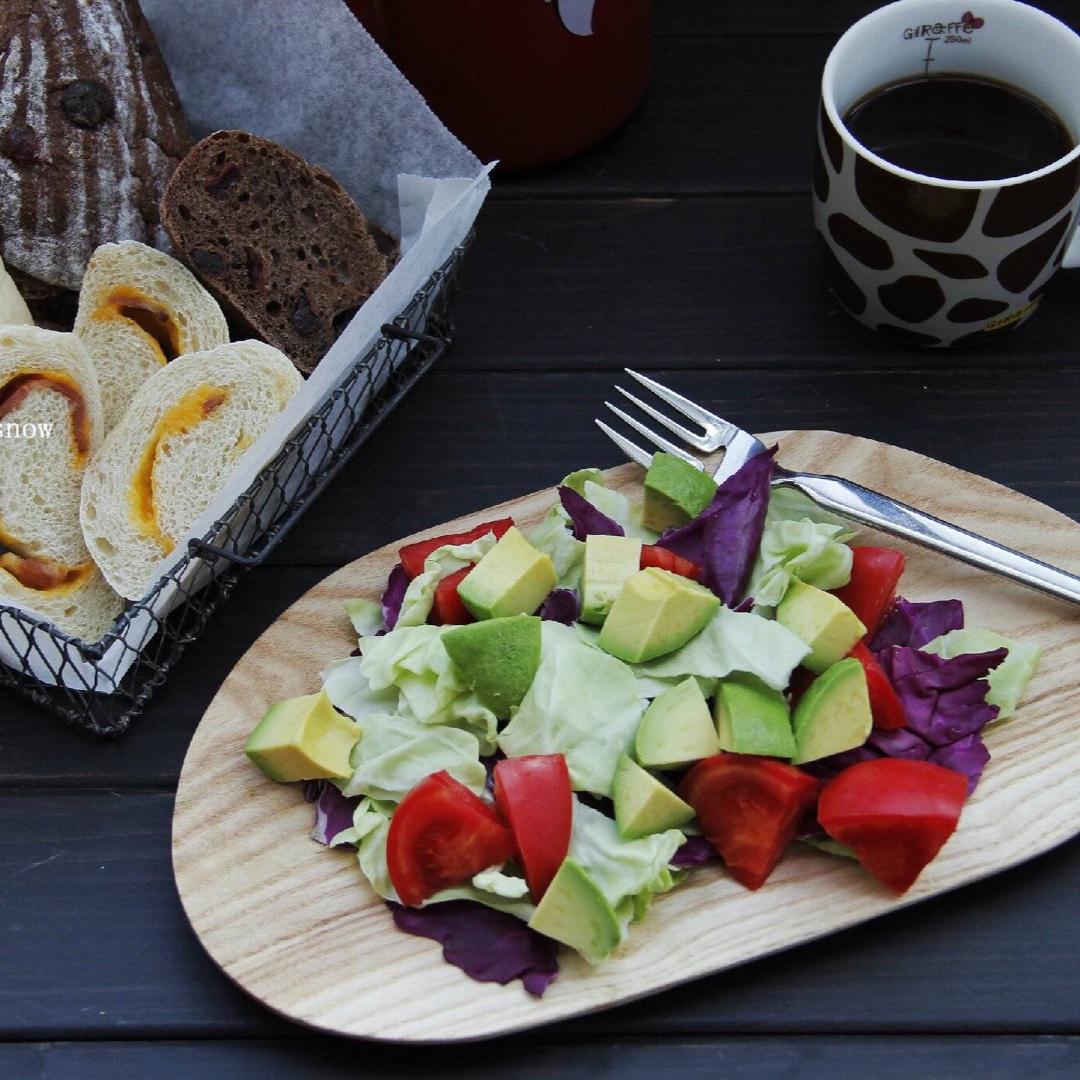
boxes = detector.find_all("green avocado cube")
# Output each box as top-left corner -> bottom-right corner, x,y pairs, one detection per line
791,656 -> 872,765
527,858 -> 622,963
775,578 -> 866,674
635,676 -> 719,768
714,672 -> 796,758
443,614 -> 542,718
244,689 -> 360,783
613,753 -> 695,840
580,534 -> 643,625
598,567 -> 719,664
643,451 -> 718,532
457,526 -> 558,621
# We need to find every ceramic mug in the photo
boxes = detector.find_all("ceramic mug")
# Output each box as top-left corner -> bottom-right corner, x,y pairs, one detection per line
815,0 -> 1080,346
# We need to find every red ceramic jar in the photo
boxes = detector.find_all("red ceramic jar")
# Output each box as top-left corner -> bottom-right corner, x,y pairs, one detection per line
347,0 -> 653,171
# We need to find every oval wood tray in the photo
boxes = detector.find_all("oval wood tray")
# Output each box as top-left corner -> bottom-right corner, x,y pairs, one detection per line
173,430 -> 1080,1043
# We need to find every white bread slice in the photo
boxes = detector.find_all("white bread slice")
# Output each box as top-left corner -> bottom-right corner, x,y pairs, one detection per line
0,325 -> 123,642
0,325 -> 104,563
73,241 -> 230,432
0,561 -> 123,643
0,253 -> 34,326
80,339 -> 302,601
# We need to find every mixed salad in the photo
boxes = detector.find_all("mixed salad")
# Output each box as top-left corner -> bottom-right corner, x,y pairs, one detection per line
245,449 -> 1040,998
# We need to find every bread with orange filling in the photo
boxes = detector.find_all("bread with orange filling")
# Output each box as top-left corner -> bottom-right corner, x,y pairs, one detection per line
0,325 -> 124,641
80,339 -> 302,600
73,242 -> 230,432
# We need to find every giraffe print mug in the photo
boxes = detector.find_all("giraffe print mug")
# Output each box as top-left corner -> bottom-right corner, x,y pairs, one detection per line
815,0 -> 1080,346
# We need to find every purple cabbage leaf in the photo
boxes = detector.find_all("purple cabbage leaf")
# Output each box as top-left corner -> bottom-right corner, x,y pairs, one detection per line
656,447 -> 777,606
390,899 -> 560,997
870,596 -> 965,650
540,587 -> 581,624
558,485 -> 624,541
380,562 -> 409,631
306,780 -> 361,847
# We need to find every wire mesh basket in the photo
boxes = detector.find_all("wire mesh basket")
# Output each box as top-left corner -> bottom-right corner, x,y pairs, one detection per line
0,239 -> 469,737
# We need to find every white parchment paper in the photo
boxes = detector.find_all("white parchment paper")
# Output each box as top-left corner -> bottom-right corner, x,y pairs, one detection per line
1,0 -> 492,693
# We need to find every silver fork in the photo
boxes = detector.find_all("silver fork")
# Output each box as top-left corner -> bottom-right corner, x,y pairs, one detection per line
598,369 -> 1080,608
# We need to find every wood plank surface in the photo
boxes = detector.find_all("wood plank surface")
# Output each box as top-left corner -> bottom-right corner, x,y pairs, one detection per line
4,1035 -> 1080,1079
6,0 -> 1080,1073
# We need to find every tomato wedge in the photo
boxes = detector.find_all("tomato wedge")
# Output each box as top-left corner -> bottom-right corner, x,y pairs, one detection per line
639,544 -> 701,579
830,546 -> 906,639
679,754 -> 821,890
430,565 -> 475,625
848,641 -> 907,730
818,758 -> 968,893
493,754 -> 573,902
398,517 -> 515,579
387,770 -> 516,907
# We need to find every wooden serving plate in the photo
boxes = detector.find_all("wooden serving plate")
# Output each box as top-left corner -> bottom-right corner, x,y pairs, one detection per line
173,431 -> 1080,1043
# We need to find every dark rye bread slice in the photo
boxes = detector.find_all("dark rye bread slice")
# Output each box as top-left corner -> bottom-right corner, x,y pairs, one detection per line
0,0 -> 192,326
160,131 -> 394,375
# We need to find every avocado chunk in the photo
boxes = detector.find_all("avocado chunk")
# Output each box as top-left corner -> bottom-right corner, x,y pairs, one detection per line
775,578 -> 866,674
791,656 -> 872,764
443,614 -> 542,717
244,689 -> 360,782
598,567 -> 720,664
527,858 -> 622,963
643,451 -> 718,532
635,675 -> 719,768
613,753 -> 695,840
580,534 -> 643,625
714,672 -> 796,759
457,525 -> 558,621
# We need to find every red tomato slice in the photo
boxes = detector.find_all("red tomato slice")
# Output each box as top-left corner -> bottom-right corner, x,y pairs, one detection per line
848,641 -> 908,730
493,754 -> 573,902
818,758 -> 968,893
678,754 -> 821,890
387,770 -> 516,907
430,565 -> 475,625
639,544 -> 701,579
830,546 -> 906,639
398,517 -> 515,579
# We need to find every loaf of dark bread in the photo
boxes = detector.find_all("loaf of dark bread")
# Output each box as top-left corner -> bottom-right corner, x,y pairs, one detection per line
160,131 -> 396,375
0,0 -> 192,326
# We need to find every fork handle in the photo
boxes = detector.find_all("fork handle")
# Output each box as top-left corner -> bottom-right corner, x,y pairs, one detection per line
781,474 -> 1080,608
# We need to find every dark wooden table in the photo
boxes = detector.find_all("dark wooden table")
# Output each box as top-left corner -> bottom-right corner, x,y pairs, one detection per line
6,2 -> 1080,1075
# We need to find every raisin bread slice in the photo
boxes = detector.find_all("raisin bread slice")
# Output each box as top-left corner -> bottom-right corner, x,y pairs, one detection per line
161,131 -> 394,375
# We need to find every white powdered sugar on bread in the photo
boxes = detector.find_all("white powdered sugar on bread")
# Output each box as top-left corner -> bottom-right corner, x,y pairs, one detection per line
80,339 -> 302,601
0,0 -> 191,310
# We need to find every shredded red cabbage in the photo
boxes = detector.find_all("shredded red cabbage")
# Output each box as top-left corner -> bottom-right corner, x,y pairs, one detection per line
307,780 -> 361,847
540,587 -> 580,624
381,563 -> 409,630
927,733 -> 991,793
671,835 -> 719,867
805,646 -> 1006,793
870,597 -> 965,650
558,485 -> 624,541
389,900 -> 560,997
875,646 -> 1006,746
656,448 -> 776,606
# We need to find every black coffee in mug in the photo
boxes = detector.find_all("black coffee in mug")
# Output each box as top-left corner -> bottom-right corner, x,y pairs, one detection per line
843,73 -> 1074,181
